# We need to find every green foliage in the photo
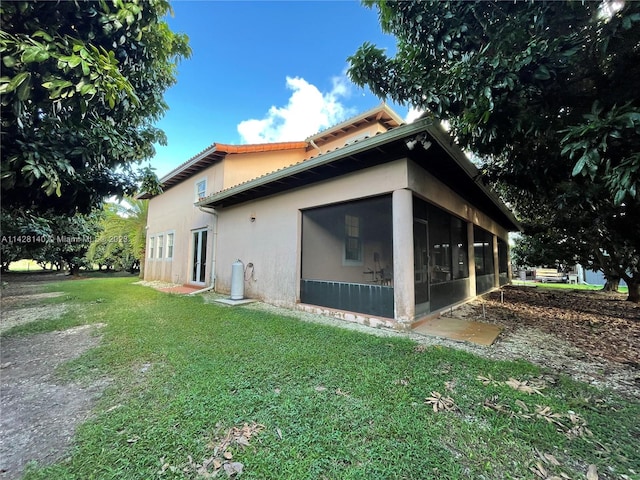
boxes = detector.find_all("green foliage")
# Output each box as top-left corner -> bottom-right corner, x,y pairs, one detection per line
0,208 -> 101,273
0,0 -> 189,214
349,1 -> 640,205
348,0 -> 640,301
87,197 -> 149,274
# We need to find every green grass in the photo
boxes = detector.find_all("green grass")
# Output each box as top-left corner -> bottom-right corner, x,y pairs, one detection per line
512,280 -> 629,294
6,259 -> 46,272
6,277 -> 638,480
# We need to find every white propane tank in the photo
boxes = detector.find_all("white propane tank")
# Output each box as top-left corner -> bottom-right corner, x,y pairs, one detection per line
230,259 -> 244,300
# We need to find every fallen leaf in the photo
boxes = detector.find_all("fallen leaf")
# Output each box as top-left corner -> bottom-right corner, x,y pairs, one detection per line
587,464 -> 599,480
276,428 -> 283,440
529,461 -> 547,479
477,374 -> 497,386
224,462 -> 244,476
223,451 -> 233,460
315,385 -> 327,392
515,399 -> 529,412
425,391 -> 459,413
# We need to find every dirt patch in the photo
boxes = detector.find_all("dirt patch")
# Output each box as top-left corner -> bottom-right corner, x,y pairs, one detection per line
439,286 -> 640,398
1,273 -> 108,479
0,324 -> 108,479
1,304 -> 69,334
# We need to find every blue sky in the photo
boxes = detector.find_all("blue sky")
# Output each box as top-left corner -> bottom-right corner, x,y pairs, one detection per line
151,1 -> 415,178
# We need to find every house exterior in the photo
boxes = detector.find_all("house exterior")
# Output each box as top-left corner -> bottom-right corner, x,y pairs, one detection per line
142,105 -> 520,330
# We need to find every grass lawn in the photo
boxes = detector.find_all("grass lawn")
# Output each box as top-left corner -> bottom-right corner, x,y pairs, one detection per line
6,259 -> 46,272
512,280 -> 629,294
6,277 -> 639,480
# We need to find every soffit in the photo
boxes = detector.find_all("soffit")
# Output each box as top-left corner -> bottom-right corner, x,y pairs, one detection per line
198,120 -> 521,231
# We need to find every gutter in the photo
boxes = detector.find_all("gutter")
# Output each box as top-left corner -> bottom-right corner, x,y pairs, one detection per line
195,117 -> 521,232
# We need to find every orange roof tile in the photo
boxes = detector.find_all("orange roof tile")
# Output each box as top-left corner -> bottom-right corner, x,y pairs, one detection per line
215,142 -> 308,154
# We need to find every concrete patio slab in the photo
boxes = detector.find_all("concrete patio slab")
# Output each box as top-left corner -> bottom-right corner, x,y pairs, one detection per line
214,298 -> 259,306
413,317 -> 502,346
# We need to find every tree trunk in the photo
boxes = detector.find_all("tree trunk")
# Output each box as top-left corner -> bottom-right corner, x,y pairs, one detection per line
602,278 -> 620,292
627,280 -> 639,303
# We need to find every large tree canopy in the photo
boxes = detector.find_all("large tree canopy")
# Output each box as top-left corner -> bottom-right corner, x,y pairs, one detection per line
0,0 -> 189,214
348,0 -> 640,302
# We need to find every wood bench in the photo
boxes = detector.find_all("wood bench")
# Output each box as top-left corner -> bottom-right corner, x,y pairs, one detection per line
535,268 -> 566,283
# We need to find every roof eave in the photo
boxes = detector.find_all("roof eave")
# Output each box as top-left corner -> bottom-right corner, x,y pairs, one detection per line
196,119 -> 432,207
197,118 -> 521,232
424,124 -> 522,232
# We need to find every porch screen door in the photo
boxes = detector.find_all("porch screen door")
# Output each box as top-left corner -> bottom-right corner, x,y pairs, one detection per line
192,229 -> 207,284
414,219 -> 430,315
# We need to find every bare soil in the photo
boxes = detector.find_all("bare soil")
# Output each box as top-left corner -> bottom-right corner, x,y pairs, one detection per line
0,273 -> 109,479
1,275 -> 639,479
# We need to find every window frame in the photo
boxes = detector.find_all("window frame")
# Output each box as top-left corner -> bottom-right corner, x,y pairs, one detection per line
343,213 -> 363,266
195,178 -> 207,202
149,236 -> 155,259
166,232 -> 174,259
157,234 -> 164,259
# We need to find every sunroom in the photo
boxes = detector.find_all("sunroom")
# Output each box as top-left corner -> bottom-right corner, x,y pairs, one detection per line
197,117 -> 519,328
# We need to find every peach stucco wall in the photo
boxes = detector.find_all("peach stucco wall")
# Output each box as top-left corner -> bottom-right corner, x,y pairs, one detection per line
211,157 -> 509,324
146,148 -> 312,285
145,161 -> 223,285
213,160 -> 410,306
223,149 -> 305,190
307,123 -> 388,158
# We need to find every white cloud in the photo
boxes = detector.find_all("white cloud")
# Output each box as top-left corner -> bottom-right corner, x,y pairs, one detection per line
237,76 -> 354,143
405,106 -> 425,123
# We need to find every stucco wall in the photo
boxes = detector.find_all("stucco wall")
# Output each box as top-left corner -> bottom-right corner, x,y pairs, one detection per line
407,160 -> 509,241
214,157 -> 511,317
145,162 -> 222,285
309,123 -> 389,157
222,149 -> 305,190
213,160 -> 409,306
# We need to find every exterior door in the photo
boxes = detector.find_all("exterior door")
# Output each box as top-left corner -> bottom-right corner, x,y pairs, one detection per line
414,219 -> 430,315
191,229 -> 207,284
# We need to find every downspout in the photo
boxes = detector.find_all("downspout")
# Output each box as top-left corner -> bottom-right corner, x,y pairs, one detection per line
196,205 -> 218,293
309,139 -> 322,155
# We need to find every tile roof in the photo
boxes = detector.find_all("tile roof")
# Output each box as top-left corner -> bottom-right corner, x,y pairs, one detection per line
139,105 -> 402,199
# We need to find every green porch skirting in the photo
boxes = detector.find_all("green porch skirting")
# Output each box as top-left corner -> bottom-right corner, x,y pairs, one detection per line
300,279 -> 394,318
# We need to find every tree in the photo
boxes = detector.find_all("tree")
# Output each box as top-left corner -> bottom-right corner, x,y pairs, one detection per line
348,0 -> 640,302
87,197 -> 149,277
0,0 -> 187,214
1,208 -> 101,274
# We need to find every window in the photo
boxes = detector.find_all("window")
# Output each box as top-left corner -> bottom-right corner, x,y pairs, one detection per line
157,235 -> 164,259
451,217 -> 469,280
473,226 -> 494,276
149,236 -> 155,259
344,214 -> 362,263
166,233 -> 174,259
195,179 -> 207,201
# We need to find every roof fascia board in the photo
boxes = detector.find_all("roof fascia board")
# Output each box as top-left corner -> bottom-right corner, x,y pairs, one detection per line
305,104 -> 404,142
197,118 -> 521,231
198,119 -> 431,207
158,144 -> 221,184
